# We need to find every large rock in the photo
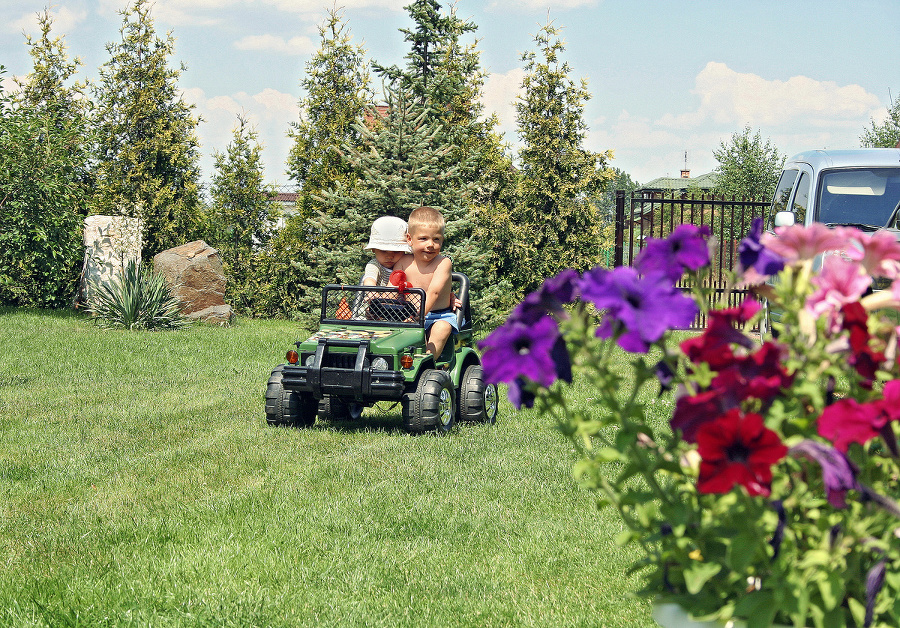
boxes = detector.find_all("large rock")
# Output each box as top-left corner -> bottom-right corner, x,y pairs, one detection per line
153,241 -> 233,325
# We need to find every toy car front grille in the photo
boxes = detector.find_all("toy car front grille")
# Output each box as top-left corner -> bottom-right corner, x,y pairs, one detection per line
301,352 -> 358,369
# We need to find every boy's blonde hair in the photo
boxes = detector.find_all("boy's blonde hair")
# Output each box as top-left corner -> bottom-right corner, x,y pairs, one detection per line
407,206 -> 445,235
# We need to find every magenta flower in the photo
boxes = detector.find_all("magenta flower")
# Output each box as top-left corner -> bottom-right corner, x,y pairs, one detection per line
817,398 -> 885,452
680,299 -> 759,370
671,389 -> 726,442
696,409 -> 787,497
806,255 -> 871,320
635,224 -> 711,281
761,223 -> 848,262
580,266 -> 698,353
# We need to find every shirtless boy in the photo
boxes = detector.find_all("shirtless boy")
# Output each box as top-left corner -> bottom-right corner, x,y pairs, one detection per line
393,206 -> 456,357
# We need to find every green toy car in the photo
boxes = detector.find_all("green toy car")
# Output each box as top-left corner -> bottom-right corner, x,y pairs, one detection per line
265,273 -> 498,433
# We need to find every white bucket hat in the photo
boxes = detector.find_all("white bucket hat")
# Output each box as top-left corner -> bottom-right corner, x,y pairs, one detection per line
364,216 -> 411,252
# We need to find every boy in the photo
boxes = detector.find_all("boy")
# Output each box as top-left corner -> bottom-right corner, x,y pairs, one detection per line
362,215 -> 411,286
394,206 -> 456,358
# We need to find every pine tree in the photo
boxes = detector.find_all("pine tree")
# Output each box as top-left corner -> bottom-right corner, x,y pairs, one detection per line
209,115 -> 274,314
0,11 -> 92,308
286,8 -> 370,225
92,0 -> 203,258
512,22 -> 613,294
372,0 -> 517,325
290,82 -> 456,323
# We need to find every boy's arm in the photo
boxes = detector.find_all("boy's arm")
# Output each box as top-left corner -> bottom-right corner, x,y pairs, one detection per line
423,257 -> 453,315
361,261 -> 380,286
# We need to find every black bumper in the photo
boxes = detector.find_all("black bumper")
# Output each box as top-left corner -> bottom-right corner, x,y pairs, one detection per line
281,339 -> 406,401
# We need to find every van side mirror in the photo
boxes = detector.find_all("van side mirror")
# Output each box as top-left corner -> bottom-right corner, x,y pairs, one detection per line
774,211 -> 795,227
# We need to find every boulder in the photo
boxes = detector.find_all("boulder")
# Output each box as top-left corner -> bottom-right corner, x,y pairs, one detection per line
153,241 -> 233,325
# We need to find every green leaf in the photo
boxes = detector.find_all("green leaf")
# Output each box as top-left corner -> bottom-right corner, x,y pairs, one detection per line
683,561 -> 721,594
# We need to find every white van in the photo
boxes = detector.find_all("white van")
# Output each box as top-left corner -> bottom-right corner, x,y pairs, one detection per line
769,148 -> 900,231
763,149 -> 900,334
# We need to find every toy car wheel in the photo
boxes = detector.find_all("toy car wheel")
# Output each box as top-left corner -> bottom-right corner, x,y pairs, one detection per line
458,365 -> 498,424
319,396 -> 350,421
265,366 -> 316,428
402,369 -> 455,434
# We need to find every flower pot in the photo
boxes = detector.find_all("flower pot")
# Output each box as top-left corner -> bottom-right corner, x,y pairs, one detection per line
652,602 -> 792,628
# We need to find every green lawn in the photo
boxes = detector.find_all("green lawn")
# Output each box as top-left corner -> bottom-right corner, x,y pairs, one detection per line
0,308 -> 656,627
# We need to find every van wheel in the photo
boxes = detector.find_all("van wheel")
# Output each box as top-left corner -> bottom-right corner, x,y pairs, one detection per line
458,365 -> 498,424
402,370 -> 455,434
265,366 -> 316,427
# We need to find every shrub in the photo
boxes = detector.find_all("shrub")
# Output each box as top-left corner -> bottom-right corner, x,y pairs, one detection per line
86,260 -> 188,330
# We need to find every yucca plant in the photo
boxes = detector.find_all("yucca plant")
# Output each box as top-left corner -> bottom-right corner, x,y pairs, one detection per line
87,259 -> 189,330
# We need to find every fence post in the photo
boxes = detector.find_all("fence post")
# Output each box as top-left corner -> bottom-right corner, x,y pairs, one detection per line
614,190 -> 625,267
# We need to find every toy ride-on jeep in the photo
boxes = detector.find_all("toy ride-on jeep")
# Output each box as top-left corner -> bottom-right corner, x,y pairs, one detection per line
265,273 -> 498,433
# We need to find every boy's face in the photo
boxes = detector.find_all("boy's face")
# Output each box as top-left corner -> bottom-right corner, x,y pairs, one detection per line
406,227 -> 443,262
372,248 -> 404,268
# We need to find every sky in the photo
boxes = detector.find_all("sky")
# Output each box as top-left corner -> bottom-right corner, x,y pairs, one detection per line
1,0 -> 898,189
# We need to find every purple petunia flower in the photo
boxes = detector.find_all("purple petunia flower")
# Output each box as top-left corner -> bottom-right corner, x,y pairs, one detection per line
507,376 -> 536,410
479,316 -> 571,389
512,269 -> 581,324
580,266 -> 698,353
739,217 -> 785,278
789,440 -> 859,509
635,224 -> 711,281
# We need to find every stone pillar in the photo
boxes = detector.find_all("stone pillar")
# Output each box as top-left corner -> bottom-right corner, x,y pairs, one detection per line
80,215 -> 143,306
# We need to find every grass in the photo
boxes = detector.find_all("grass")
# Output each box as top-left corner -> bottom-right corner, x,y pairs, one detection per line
0,307 -> 659,627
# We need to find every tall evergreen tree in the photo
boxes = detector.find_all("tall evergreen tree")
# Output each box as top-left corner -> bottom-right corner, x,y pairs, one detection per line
511,22 -> 612,294
0,12 -> 92,308
92,0 -> 202,258
209,115 -> 274,314
286,8 -> 370,225
861,95 -> 900,148
372,0 -> 518,324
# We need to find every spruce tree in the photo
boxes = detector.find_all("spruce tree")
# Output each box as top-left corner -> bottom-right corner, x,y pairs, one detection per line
286,8 -> 370,225
861,95 -> 900,148
291,83 -> 455,323
209,115 -> 274,314
0,11 -> 92,308
512,22 -> 613,294
92,0 -> 203,258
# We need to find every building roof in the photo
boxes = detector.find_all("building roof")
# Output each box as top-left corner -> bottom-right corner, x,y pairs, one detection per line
639,171 -> 719,192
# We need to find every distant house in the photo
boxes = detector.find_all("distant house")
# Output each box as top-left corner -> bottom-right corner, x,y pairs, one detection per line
271,185 -> 299,230
637,169 -> 719,197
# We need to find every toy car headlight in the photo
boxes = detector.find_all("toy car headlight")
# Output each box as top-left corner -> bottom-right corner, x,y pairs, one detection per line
371,356 -> 390,371
304,354 -> 316,367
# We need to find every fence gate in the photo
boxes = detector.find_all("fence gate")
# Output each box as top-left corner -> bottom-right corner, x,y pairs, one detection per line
614,191 -> 770,329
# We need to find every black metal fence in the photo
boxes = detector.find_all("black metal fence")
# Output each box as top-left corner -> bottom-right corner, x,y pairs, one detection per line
614,191 -> 770,329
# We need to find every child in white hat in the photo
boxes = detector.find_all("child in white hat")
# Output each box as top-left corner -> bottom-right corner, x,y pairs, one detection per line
361,216 -> 412,286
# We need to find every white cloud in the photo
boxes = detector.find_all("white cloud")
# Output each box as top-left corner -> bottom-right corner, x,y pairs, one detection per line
480,67 -> 524,144
658,62 -> 883,130
486,0 -> 598,10
9,6 -> 88,35
233,33 -> 316,55
182,86 -> 300,184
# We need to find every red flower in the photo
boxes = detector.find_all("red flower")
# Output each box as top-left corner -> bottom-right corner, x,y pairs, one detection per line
680,300 -> 758,370
671,389 -> 727,443
711,342 -> 793,408
696,409 -> 787,497
841,302 -> 884,388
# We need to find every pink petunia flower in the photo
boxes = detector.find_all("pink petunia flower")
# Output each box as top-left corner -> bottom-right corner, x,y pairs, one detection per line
844,230 -> 900,279
806,255 -> 871,320
760,223 -> 850,262
817,398 -> 886,452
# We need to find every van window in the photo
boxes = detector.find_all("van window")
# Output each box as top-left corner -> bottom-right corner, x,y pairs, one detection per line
817,167 -> 900,228
768,169 -> 799,229
790,172 -> 810,226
